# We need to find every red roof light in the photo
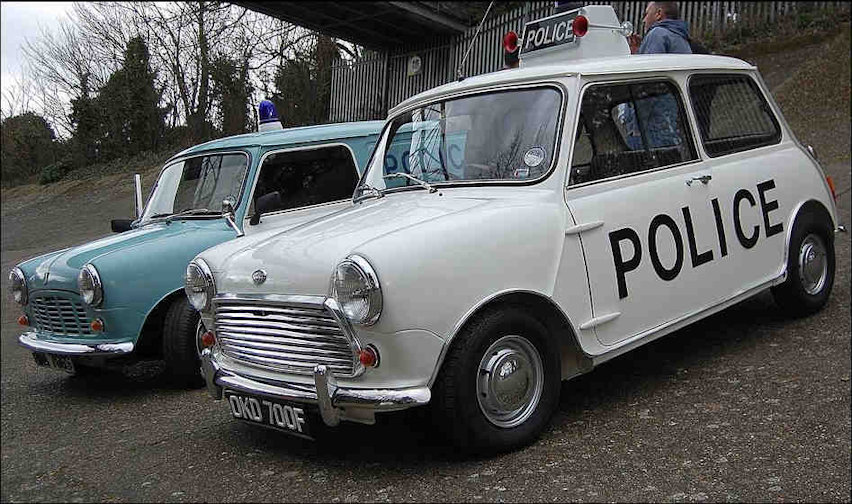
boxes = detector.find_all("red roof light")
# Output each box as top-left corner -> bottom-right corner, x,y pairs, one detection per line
573,15 -> 588,37
503,31 -> 519,53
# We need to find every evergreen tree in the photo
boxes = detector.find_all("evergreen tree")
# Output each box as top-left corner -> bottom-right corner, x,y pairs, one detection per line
0,113 -> 58,184
271,35 -> 341,127
96,36 -> 165,158
69,73 -> 102,167
210,55 -> 253,137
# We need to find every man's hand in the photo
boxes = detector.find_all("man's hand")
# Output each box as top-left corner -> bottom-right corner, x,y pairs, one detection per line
627,34 -> 642,54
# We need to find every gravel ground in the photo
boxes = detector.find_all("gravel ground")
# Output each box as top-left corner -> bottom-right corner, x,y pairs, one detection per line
1,31 -> 850,503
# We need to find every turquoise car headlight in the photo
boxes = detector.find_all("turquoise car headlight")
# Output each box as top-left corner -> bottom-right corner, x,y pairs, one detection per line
331,255 -> 382,326
9,267 -> 28,305
77,264 -> 103,307
185,259 -> 215,312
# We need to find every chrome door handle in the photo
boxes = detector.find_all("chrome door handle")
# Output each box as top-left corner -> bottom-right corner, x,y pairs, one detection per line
686,175 -> 712,186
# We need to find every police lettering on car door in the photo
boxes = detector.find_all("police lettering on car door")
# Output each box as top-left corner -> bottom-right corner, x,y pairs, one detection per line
609,179 -> 784,299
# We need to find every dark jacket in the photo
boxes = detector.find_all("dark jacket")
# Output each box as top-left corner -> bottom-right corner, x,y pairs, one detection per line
639,19 -> 692,54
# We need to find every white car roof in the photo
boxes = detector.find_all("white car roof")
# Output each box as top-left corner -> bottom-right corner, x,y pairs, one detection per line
390,54 -> 755,115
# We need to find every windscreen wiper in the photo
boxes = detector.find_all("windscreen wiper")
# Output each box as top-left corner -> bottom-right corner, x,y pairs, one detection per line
164,208 -> 222,222
383,172 -> 437,193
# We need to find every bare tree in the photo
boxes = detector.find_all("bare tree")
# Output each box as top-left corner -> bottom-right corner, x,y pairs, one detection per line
1,66 -> 35,120
19,1 -> 313,142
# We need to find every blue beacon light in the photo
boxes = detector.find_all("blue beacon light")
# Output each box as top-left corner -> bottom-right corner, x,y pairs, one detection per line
258,100 -> 283,132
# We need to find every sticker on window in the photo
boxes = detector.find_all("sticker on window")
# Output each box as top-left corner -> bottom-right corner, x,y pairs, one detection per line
523,147 -> 546,167
513,167 -> 530,178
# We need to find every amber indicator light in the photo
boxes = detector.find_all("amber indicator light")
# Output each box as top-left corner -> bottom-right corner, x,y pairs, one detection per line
90,318 -> 105,332
201,331 -> 216,348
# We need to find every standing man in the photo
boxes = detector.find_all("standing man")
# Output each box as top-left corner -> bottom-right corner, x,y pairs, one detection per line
628,2 -> 692,54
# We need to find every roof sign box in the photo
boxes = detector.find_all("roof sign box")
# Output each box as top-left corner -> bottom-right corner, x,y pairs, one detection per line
520,5 -> 631,67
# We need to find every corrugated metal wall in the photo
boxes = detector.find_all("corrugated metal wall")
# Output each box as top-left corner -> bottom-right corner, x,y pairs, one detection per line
329,0 -> 849,122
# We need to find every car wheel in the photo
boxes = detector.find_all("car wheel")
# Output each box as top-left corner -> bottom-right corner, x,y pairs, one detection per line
771,212 -> 835,317
431,306 -> 560,453
163,296 -> 204,388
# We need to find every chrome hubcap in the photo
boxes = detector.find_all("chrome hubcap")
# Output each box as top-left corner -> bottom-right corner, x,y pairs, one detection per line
476,335 -> 544,428
798,234 -> 827,295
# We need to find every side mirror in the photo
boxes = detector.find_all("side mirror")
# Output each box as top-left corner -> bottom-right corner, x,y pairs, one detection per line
111,219 -> 134,233
220,196 -> 244,237
249,191 -> 283,226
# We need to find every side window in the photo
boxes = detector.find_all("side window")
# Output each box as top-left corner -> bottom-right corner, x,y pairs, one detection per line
570,80 -> 697,185
251,145 -> 358,214
688,74 -> 781,157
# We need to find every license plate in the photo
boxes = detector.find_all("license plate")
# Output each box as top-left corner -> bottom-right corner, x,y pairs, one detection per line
32,353 -> 76,374
224,390 -> 312,439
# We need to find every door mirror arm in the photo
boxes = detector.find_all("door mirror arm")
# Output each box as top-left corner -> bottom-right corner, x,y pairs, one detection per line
221,197 -> 244,237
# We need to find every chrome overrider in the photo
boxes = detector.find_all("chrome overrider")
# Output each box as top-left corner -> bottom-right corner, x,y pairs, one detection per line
18,331 -> 135,355
202,350 -> 431,426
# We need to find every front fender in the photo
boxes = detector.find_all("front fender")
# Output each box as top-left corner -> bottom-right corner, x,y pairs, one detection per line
354,198 -> 568,340
88,224 -> 236,342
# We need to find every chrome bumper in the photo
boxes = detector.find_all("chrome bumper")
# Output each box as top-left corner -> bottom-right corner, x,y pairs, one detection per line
18,331 -> 134,355
201,349 -> 431,427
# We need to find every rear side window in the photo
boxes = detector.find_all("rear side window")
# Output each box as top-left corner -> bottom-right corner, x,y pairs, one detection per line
688,74 -> 781,157
570,80 -> 696,185
251,145 -> 358,214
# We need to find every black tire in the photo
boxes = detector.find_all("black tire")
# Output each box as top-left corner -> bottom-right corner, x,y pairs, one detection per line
771,211 -> 835,317
162,296 -> 204,388
431,305 -> 561,454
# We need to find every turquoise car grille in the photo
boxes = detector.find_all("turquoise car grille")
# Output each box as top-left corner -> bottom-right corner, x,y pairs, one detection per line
30,294 -> 92,336
214,300 -> 355,377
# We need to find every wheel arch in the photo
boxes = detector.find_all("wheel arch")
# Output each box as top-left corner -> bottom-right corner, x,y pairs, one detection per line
783,199 -> 835,275
134,288 -> 187,359
429,290 -> 593,387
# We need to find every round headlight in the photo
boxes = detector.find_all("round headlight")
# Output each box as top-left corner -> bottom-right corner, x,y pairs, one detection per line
9,267 -> 28,305
331,255 -> 382,325
77,264 -> 103,306
185,259 -> 215,312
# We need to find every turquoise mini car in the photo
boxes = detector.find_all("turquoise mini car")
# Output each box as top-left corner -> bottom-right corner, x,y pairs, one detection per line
9,117 -> 384,385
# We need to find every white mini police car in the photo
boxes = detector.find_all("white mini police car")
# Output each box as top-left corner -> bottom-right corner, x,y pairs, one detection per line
187,6 -> 844,451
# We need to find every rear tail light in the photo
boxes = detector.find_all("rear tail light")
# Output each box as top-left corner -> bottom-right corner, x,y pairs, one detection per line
573,15 -> 589,37
826,175 -> 837,202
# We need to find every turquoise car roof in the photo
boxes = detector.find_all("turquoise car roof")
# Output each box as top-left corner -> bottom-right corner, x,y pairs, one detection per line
171,120 -> 386,159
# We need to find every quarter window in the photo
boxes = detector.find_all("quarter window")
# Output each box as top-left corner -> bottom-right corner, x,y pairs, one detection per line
570,80 -> 696,185
251,145 -> 358,214
688,74 -> 781,157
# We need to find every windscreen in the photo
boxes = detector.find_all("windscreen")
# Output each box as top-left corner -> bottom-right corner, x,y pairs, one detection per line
142,153 -> 248,221
359,87 -> 563,192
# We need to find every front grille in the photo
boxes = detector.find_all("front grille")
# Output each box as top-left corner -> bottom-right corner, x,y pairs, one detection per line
30,294 -> 92,335
214,299 -> 356,377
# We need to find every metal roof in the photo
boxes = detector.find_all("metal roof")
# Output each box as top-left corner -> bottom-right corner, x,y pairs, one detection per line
235,1 -> 472,49
173,121 -> 385,159
391,54 -> 756,114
